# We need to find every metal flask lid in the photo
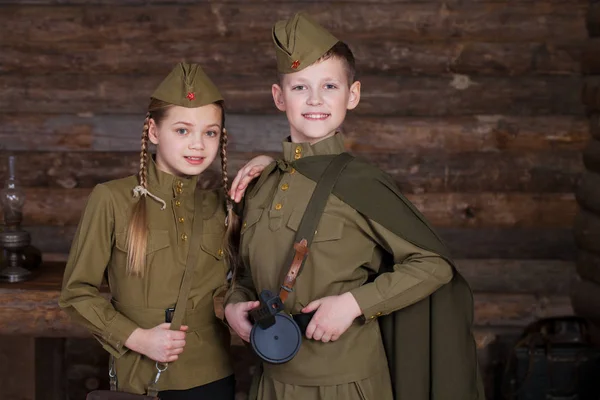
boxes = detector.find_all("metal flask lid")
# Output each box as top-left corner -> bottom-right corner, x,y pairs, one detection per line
250,312 -> 301,364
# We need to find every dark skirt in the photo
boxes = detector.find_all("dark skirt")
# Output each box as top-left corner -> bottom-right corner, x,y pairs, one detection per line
159,375 -> 235,400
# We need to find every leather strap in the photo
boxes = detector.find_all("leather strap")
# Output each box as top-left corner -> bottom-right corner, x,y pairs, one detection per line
279,239 -> 308,303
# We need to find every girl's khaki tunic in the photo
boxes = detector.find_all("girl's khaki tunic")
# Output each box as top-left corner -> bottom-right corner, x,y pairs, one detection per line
60,158 -> 232,394
226,133 -> 454,400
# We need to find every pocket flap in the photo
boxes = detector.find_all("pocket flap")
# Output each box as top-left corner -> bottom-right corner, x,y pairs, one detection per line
115,229 -> 170,254
201,233 -> 225,260
286,210 -> 344,242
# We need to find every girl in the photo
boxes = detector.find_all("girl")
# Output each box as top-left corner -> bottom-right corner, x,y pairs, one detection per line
60,62 -> 270,399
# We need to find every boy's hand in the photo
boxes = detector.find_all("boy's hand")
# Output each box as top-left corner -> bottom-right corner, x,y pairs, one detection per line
229,155 -> 274,203
224,301 -> 260,342
302,292 -> 362,343
124,323 -> 188,363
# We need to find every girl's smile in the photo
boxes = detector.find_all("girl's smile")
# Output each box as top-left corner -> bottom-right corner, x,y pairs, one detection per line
184,156 -> 206,165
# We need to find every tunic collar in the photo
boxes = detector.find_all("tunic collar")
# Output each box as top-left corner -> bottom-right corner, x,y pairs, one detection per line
282,132 -> 346,162
146,155 -> 199,199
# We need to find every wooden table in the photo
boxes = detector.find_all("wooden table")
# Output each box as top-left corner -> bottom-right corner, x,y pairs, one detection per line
0,262 -> 97,399
0,261 -> 93,337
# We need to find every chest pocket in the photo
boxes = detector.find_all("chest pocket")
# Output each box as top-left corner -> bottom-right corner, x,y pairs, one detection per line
286,210 -> 344,242
115,229 -> 170,254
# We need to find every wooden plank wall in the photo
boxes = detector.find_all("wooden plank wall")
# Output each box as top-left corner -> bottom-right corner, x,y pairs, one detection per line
572,1 -> 600,342
0,0 -> 589,399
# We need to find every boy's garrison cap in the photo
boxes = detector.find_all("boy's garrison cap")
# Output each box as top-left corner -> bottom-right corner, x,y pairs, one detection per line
272,12 -> 339,74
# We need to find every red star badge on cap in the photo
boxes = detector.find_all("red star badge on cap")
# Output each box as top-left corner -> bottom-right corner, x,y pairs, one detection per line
186,92 -> 195,101
291,60 -> 300,69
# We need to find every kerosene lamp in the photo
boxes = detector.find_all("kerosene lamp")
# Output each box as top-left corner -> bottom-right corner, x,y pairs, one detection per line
0,155 -> 41,282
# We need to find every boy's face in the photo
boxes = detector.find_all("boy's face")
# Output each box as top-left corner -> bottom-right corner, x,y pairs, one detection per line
148,104 -> 222,177
272,57 -> 361,144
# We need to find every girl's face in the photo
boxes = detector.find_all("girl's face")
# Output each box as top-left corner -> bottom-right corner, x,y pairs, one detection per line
272,57 -> 361,144
148,104 -> 222,178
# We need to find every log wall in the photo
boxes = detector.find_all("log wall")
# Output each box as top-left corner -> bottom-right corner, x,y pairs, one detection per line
572,0 -> 600,347
0,1 -> 589,399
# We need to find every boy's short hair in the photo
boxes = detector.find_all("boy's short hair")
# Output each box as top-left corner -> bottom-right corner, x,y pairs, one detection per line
317,41 -> 356,84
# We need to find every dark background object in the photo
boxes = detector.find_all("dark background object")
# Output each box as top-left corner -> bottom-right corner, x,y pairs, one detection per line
504,317 -> 600,400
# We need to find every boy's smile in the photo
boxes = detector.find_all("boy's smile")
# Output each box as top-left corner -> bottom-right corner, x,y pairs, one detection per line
272,57 -> 361,144
303,113 -> 331,121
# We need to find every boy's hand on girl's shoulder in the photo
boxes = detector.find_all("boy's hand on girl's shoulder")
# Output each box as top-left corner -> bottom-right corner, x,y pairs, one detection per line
224,301 -> 260,342
302,292 -> 362,343
124,323 -> 188,363
229,155 -> 274,203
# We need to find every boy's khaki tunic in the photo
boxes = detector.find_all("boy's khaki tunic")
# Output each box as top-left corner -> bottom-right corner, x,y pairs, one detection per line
60,158 -> 233,394
227,133 -> 453,399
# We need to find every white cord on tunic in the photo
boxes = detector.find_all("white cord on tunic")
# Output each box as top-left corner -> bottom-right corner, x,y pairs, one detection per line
132,185 -> 167,210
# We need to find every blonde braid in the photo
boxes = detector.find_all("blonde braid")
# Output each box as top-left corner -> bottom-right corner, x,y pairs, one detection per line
139,112 -> 150,188
220,128 -> 241,284
220,128 -> 231,206
126,113 -> 151,277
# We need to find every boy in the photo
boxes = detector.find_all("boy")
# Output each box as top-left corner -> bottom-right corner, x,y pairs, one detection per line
225,12 -> 484,400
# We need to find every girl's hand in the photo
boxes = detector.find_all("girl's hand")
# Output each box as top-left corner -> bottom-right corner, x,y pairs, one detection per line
224,301 -> 260,342
229,155 -> 274,203
302,292 -> 362,343
125,323 -> 188,363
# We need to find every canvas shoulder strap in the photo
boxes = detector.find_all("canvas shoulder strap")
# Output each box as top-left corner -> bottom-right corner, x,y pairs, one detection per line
285,152 -> 354,278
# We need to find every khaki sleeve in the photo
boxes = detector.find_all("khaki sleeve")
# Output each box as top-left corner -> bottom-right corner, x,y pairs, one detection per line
223,265 -> 258,306
59,184 -> 139,358
350,217 -> 453,323
223,202 -> 258,307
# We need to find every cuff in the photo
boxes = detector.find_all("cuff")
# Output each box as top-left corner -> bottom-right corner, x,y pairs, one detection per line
223,287 -> 256,307
222,288 -> 257,329
349,283 -> 385,324
101,313 -> 139,358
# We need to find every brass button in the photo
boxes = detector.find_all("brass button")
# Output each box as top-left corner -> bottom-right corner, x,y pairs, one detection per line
294,153 -> 301,160
176,181 -> 183,188
274,203 -> 283,210
369,315 -> 376,319
376,312 -> 383,316
281,183 -> 289,191
243,222 -> 247,228
178,217 -> 184,223
176,187 -> 183,194
175,200 -> 181,207
294,146 -> 302,154
181,233 -> 188,241
290,168 -> 296,174
217,249 -> 224,257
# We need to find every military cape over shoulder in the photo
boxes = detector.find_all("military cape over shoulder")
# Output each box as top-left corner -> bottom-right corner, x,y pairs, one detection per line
290,154 -> 485,400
